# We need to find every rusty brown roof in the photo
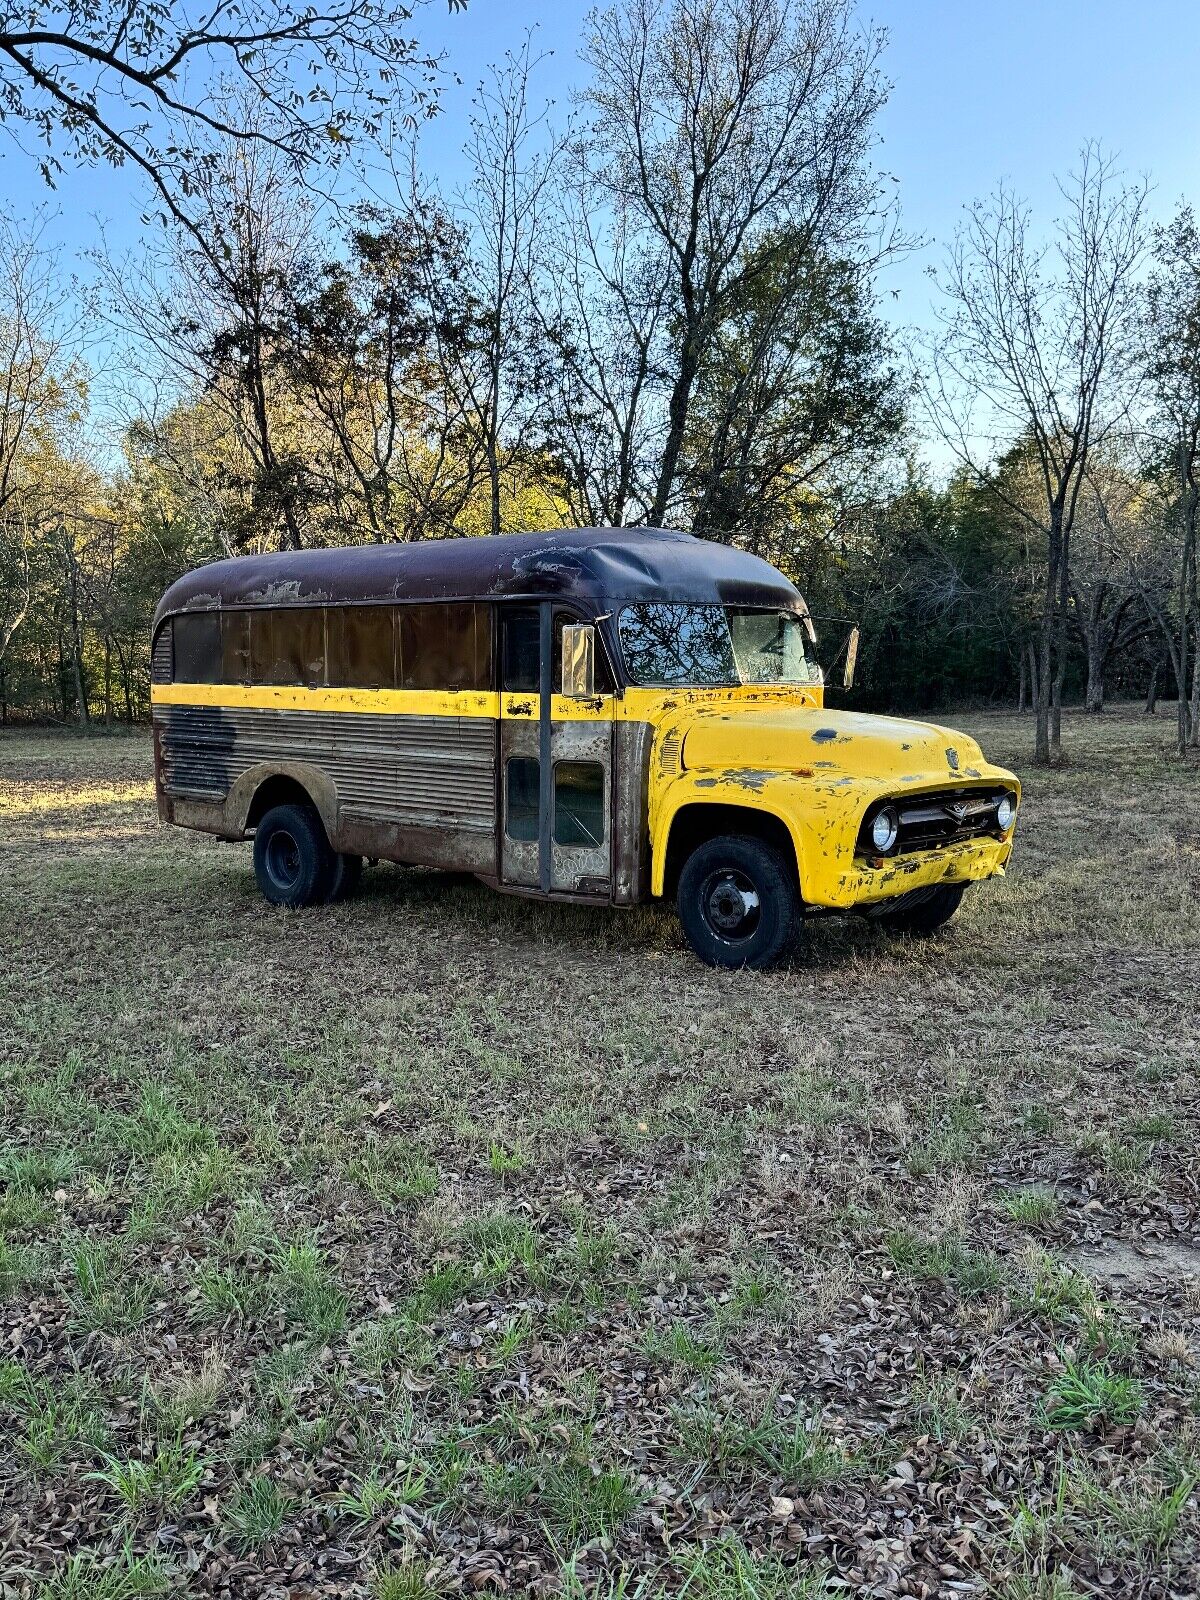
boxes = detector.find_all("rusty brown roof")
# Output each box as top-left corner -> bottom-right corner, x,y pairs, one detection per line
153,527 -> 803,631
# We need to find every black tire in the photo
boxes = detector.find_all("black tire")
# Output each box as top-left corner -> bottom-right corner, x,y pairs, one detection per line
325,852 -> 363,904
869,882 -> 967,935
253,803 -> 335,908
677,834 -> 801,970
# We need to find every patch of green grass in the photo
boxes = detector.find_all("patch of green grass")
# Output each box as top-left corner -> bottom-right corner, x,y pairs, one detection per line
1,1145 -> 74,1191
34,1546 -> 173,1600
480,1459 -> 539,1515
725,1260 -> 790,1321
335,1467 -> 428,1523
272,1240 -> 349,1337
1044,1355 -> 1144,1431
372,1560 -> 445,1600
907,1370 -> 976,1443
195,1263 -> 269,1322
886,1230 -> 1005,1297
1126,1112 -> 1175,1142
643,1319 -> 722,1373
356,1312 -> 437,1378
670,1404 -> 854,1490
1011,1251 -> 1097,1326
459,1213 -> 541,1280
66,1236 -> 153,1332
347,1139 -> 439,1204
224,1475 -> 295,1547
16,1375 -> 110,1469
1002,1188 -> 1061,1227
487,1141 -> 528,1176
538,1459 -> 641,1546
85,1441 -> 205,1513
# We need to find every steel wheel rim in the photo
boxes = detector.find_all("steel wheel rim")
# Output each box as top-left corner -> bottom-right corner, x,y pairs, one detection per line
265,830 -> 302,890
700,867 -> 762,942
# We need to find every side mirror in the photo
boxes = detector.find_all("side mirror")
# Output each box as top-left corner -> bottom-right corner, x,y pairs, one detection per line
843,626 -> 860,691
561,623 -> 596,697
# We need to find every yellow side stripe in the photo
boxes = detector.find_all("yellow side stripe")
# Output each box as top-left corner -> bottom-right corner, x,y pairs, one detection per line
152,682 -> 500,718
152,681 -> 823,722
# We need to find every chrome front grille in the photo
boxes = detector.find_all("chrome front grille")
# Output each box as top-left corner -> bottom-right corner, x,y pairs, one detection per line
859,787 -> 1008,856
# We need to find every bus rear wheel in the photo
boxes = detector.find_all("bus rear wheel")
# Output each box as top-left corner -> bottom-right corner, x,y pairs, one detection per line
253,803 -> 335,908
677,835 -> 800,970
869,882 -> 967,935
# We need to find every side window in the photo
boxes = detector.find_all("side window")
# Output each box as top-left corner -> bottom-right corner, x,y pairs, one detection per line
326,606 -> 397,689
398,603 -> 489,690
221,612 -> 250,684
502,609 -> 540,693
249,608 -> 324,687
505,757 -> 540,840
554,762 -> 606,846
172,613 -> 221,683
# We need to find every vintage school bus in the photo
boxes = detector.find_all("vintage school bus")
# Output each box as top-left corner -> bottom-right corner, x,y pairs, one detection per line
151,527 -> 1019,968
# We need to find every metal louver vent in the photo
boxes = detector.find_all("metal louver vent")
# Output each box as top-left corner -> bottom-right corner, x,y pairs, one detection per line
151,623 -> 172,684
659,733 -> 682,775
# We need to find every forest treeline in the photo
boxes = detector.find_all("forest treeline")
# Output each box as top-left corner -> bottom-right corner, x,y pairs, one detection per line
1,0 -> 1199,761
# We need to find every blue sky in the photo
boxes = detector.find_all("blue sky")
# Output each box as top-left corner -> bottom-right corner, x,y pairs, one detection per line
2,0 -> 1197,345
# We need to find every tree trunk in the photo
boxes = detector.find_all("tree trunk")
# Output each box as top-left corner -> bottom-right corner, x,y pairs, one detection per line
1144,661 -> 1159,714
1017,649 -> 1027,712
1084,627 -> 1105,712
1050,526 -> 1070,752
1033,517 -> 1059,765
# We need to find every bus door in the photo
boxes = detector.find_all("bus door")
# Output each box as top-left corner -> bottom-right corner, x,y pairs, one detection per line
498,604 -> 615,896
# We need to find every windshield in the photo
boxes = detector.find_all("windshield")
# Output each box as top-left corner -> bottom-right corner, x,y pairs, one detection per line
618,603 -> 822,688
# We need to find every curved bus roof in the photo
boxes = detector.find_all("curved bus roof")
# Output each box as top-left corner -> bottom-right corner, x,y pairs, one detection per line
153,526 -> 804,631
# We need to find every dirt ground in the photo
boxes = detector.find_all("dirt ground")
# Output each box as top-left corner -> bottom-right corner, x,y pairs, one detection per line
1,706 -> 1198,1600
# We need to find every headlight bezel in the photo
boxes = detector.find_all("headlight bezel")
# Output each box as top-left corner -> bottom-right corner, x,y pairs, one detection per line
870,805 -> 900,855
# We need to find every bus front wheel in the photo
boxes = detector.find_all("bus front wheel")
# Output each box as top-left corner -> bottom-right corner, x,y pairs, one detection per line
253,803 -> 335,908
677,835 -> 800,970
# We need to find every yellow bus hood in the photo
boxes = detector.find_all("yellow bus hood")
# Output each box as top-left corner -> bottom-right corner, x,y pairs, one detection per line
681,707 -> 992,784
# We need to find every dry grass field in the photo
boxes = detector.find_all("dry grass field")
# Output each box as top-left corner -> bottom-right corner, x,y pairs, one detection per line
1,707 -> 1198,1600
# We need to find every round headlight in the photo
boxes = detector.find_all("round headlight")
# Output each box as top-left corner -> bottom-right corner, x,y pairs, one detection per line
871,806 -> 899,854
996,793 -> 1016,831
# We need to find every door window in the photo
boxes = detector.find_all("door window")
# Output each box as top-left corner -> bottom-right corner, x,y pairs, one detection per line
505,757 -> 540,841
553,761 -> 605,847
502,609 -> 541,693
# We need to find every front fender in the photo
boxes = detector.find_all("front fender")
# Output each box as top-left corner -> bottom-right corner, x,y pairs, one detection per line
650,771 -> 816,898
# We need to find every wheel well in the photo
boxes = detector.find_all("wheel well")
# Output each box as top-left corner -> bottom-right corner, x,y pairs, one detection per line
245,775 -> 316,832
662,803 -> 799,899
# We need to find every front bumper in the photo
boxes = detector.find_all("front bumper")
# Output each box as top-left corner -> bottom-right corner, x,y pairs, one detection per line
824,832 -> 1014,910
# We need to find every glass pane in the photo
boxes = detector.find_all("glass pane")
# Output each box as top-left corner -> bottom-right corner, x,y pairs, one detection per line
505,756 -> 540,842
172,613 -> 221,683
398,602 -> 486,690
728,610 -> 821,686
221,611 -> 250,684
554,762 -> 605,847
251,608 -> 324,687
503,609 -> 540,693
618,603 -> 736,686
326,606 -> 397,689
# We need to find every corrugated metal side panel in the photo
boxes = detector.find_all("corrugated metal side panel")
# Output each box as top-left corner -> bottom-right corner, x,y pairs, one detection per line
151,624 -> 172,684
153,704 -> 496,829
